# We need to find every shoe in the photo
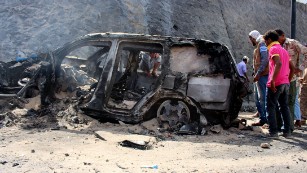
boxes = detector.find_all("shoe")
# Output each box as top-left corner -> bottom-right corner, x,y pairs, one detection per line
294,120 -> 301,128
267,133 -> 279,139
261,124 -> 269,129
252,122 -> 264,126
252,112 -> 259,118
282,133 -> 293,139
247,90 -> 253,95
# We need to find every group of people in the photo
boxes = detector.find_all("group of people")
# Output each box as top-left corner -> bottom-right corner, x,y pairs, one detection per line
237,29 -> 307,138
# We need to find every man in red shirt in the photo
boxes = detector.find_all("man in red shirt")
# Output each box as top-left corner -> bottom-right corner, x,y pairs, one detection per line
263,30 -> 295,138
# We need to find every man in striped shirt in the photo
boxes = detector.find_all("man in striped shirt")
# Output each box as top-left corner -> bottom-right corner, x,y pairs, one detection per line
275,29 -> 307,129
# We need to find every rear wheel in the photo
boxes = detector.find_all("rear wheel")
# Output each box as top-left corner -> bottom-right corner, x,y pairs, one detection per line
221,113 -> 231,128
221,96 -> 243,128
157,100 -> 191,128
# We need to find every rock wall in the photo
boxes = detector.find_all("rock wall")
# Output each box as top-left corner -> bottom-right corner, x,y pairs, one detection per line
0,0 -> 306,63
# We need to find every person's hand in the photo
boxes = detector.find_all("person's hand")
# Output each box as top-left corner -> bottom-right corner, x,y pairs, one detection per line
253,75 -> 259,82
294,68 -> 302,75
146,71 -> 152,77
270,81 -> 277,93
151,71 -> 158,78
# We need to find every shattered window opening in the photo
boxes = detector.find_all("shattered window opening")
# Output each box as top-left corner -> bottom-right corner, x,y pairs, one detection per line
107,42 -> 163,110
57,45 -> 111,99
170,46 -> 211,74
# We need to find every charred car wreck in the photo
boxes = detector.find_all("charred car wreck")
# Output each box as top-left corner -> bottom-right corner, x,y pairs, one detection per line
1,33 -> 247,128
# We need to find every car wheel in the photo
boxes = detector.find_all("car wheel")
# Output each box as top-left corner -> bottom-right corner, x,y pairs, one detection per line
221,113 -> 231,128
157,100 -> 191,128
222,96 -> 243,128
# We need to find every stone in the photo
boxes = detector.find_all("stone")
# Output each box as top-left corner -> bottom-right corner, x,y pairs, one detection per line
260,143 -> 270,149
210,125 -> 223,134
12,163 -> 19,167
0,161 -> 8,165
200,128 -> 207,136
237,135 -> 245,138
71,116 -> 79,124
11,108 -> 28,117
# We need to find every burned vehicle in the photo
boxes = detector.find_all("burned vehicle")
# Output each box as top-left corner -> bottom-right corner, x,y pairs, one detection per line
1,33 -> 247,128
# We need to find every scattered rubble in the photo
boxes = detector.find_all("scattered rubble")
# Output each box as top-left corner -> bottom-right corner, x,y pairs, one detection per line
0,161 -> 8,165
119,140 -> 150,150
12,163 -> 19,167
116,163 -> 128,169
141,165 -> 158,169
177,124 -> 198,135
94,132 -> 106,141
210,124 -> 223,134
260,143 -> 270,149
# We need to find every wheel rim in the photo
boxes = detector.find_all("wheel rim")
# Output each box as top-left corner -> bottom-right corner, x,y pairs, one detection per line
157,100 -> 191,127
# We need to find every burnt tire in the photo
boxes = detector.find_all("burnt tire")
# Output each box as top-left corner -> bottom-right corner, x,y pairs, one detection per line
156,100 -> 191,127
221,96 -> 243,128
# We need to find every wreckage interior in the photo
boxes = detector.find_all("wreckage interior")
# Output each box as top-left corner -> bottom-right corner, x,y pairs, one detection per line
107,42 -> 163,110
57,43 -> 112,97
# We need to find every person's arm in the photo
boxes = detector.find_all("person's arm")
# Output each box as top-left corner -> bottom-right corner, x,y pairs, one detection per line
244,72 -> 249,82
140,53 -> 152,77
303,69 -> 307,84
269,55 -> 282,92
253,49 -> 258,75
151,62 -> 160,76
145,70 -> 151,77
294,40 -> 307,71
243,64 -> 249,82
151,55 -> 161,77
255,43 -> 269,78
289,60 -> 295,82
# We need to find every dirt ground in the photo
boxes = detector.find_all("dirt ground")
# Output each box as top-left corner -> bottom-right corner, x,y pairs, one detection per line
0,110 -> 306,173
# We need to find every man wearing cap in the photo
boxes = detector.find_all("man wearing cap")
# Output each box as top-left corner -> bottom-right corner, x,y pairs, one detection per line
249,30 -> 269,126
236,56 -> 249,81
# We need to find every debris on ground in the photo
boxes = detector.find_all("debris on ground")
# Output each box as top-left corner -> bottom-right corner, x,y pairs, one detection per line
12,163 -> 19,167
94,131 -> 157,150
210,124 -> 223,134
0,161 -> 8,165
177,124 -> 198,135
141,165 -> 158,169
200,128 -> 207,135
260,143 -> 270,149
119,140 -> 150,150
237,134 -> 245,138
94,132 -> 107,141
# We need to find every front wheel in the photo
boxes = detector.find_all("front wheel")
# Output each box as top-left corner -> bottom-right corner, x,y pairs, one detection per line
221,96 -> 243,128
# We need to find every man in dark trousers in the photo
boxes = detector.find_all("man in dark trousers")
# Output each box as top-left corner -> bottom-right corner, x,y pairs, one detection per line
263,30 -> 294,138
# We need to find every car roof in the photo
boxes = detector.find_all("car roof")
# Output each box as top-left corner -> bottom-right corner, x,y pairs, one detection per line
84,32 -> 215,44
